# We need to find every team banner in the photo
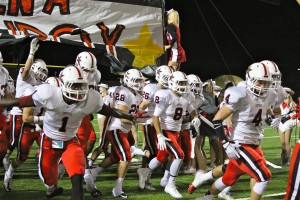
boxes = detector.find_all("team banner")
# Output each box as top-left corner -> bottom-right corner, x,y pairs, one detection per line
0,0 -> 164,68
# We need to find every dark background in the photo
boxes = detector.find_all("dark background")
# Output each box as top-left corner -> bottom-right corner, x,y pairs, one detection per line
165,0 -> 300,97
1,0 -> 300,96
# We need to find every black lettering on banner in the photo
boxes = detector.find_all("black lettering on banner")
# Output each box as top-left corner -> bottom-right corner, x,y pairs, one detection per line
7,0 -> 34,16
43,0 -> 70,15
3,20 -> 124,49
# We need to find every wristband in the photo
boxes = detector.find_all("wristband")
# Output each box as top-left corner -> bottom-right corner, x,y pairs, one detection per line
34,116 -> 39,124
38,116 -> 44,123
88,160 -> 94,167
34,116 -> 43,124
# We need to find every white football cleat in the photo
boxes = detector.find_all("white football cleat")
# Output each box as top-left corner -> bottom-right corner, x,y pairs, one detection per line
137,168 -> 150,190
3,172 -> 12,192
112,187 -> 128,198
218,192 -> 233,200
144,182 -> 156,191
164,185 -> 183,199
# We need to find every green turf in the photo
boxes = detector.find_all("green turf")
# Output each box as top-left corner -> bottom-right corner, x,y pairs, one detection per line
0,119 -> 298,200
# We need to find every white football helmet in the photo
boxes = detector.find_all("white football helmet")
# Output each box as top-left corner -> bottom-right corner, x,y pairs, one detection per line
45,77 -> 61,87
75,51 -> 97,79
168,71 -> 189,94
123,69 -> 145,91
31,59 -> 48,82
260,60 -> 281,90
59,65 -> 89,101
187,74 -> 203,95
246,62 -> 272,97
155,65 -> 173,88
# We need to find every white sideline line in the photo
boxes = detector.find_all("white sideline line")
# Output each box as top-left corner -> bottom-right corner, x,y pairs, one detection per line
235,192 -> 286,200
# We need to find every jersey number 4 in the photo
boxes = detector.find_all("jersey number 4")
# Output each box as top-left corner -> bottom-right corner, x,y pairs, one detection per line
252,109 -> 262,127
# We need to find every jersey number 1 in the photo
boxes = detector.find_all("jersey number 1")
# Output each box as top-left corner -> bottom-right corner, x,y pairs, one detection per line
59,117 -> 69,132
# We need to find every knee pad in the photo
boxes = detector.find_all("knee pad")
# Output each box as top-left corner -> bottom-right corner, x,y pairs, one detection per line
221,164 -> 227,173
253,181 -> 269,195
215,177 -> 228,191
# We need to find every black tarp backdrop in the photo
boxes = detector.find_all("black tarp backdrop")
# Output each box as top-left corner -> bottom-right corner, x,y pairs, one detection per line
1,0 -> 300,96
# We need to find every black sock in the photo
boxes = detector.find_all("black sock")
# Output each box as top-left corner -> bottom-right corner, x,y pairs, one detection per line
71,174 -> 84,200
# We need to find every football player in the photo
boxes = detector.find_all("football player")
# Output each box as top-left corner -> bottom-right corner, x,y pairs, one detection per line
138,71 -> 200,199
180,74 -> 204,173
137,65 -> 173,190
89,85 -> 118,166
4,80 -> 46,192
75,51 -> 101,156
91,69 -> 145,198
195,63 -> 277,200
74,51 -> 102,197
3,38 -> 48,172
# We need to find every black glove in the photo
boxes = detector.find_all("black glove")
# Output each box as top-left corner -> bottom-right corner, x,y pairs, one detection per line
281,114 -> 290,124
191,126 -> 198,138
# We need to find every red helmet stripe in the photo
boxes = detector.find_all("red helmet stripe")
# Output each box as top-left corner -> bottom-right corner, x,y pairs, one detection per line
261,63 -> 268,78
87,52 -> 94,68
74,66 -> 83,79
270,61 -> 278,72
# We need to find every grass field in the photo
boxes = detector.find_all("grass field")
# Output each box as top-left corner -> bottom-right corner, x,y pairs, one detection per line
0,119 -> 299,200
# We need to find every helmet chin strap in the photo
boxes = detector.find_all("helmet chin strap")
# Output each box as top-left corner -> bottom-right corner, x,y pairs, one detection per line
62,94 -> 77,105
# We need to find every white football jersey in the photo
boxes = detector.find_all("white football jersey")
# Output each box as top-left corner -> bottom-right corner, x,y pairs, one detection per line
153,89 -> 195,132
272,85 -> 286,108
0,67 -> 9,99
32,84 -> 103,141
23,86 -> 44,126
141,83 -> 161,117
108,86 -> 142,133
224,86 -> 277,145
181,92 -> 204,130
105,86 -> 118,106
11,68 -> 42,115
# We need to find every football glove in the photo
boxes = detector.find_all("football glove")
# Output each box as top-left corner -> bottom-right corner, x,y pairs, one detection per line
157,133 -> 170,150
223,142 -> 240,160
